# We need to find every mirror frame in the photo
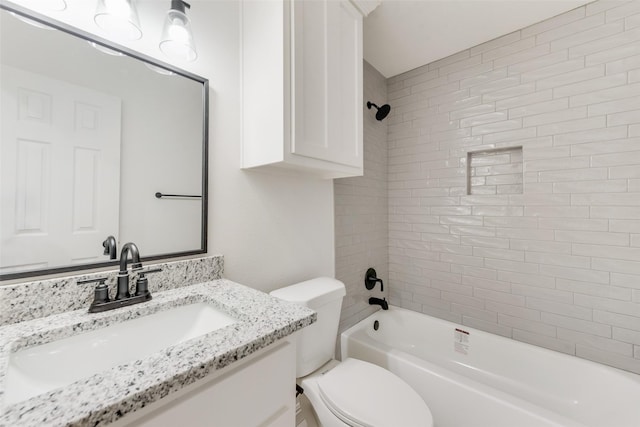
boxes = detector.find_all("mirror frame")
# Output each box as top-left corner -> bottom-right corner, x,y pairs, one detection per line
0,1 -> 209,281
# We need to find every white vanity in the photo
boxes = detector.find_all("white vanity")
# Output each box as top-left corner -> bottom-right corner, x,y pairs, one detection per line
0,272 -> 315,427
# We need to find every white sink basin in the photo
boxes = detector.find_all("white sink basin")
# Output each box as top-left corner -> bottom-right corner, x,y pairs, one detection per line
4,302 -> 237,405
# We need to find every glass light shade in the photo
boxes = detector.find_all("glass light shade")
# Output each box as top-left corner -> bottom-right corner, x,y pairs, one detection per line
88,41 -> 124,56
159,9 -> 197,62
9,12 -> 55,30
94,0 -> 142,41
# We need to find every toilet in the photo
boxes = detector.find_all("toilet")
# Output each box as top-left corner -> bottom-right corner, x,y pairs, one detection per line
270,277 -> 434,427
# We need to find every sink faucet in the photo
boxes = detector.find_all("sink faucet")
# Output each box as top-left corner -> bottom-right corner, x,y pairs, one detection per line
116,242 -> 142,300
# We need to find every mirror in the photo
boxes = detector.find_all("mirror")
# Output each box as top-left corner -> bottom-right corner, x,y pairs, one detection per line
0,4 -> 208,280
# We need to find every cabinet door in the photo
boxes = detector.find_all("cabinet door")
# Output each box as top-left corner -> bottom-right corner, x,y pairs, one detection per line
291,0 -> 362,168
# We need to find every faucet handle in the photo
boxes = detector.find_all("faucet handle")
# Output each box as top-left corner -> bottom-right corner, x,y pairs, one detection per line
135,268 -> 162,298
78,276 -> 110,304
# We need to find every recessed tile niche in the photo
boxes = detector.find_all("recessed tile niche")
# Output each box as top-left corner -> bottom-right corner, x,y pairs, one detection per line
467,147 -> 523,195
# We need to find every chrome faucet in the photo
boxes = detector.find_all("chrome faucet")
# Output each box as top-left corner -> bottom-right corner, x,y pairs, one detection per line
116,242 -> 142,300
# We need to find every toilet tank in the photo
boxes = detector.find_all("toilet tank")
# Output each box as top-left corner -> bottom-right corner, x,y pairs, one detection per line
270,277 -> 346,377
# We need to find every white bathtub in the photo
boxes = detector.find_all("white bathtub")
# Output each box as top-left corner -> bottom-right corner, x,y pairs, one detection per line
341,306 -> 640,427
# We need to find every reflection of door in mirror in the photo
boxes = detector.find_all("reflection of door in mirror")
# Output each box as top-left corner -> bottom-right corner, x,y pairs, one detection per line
1,65 -> 121,275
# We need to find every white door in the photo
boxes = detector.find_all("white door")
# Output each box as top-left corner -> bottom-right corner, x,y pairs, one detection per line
291,0 -> 362,168
0,65 -> 121,274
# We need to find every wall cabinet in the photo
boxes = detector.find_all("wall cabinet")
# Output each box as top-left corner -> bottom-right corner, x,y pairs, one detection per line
241,0 -> 364,179
114,339 -> 296,427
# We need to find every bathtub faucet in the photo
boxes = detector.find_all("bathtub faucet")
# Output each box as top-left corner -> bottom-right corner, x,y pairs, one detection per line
369,297 -> 389,310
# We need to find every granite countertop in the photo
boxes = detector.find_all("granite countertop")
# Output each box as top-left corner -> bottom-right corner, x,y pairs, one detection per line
0,279 -> 315,427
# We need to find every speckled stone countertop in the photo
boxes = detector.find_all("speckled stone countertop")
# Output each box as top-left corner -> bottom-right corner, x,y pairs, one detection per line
0,279 -> 315,427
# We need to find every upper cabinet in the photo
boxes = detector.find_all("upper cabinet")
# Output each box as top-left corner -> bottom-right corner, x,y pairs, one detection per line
241,0 -> 366,179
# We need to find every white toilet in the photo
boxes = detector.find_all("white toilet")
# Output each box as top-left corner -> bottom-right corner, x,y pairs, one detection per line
271,277 -> 434,427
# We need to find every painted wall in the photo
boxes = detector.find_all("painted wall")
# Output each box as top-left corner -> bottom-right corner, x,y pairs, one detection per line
335,60 -> 388,333
5,0 -> 335,291
386,0 -> 640,373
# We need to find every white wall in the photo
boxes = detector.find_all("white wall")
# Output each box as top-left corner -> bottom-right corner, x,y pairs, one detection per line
386,0 -> 640,374
8,0 -> 335,291
335,60 -> 388,333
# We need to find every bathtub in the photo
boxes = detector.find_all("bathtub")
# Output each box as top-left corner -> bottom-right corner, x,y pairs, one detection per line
341,306 -> 640,427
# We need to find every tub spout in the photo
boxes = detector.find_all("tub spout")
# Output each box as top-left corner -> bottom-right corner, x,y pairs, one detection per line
369,297 -> 389,310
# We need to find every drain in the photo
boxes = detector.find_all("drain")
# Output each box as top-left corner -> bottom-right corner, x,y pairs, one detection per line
373,320 -> 379,331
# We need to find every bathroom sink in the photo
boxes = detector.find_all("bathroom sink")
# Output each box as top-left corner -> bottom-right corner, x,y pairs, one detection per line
3,302 -> 237,405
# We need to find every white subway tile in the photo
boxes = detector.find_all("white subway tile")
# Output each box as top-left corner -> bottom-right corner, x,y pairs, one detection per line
553,179 -> 628,193
452,303 -> 497,323
569,82 -> 640,106
592,150 -> 640,167
536,13 -> 605,44
402,68 -> 439,87
438,55 -> 483,77
605,53 -> 640,74
483,127 -> 538,144
537,66 -> 606,92
461,236 -> 510,249
557,278 -> 632,300
576,345 -> 640,374
472,119 -> 522,136
587,1 -> 632,16
610,219 -> 640,233
610,272 -> 640,290
555,229 -> 629,245
523,107 -> 587,127
460,68 -> 509,89
539,264 -> 610,284
570,23 -> 639,58
539,166 -> 608,182
591,206 -> 640,218
462,275 -> 510,291
442,291 -> 485,309
613,327 -> 640,345
449,226 -> 496,237
482,83 -> 537,103
538,218 -> 608,231
558,329 -> 633,356
524,205 -> 590,218
606,1 -> 640,22
484,258 -> 540,274
509,98 -> 569,119
474,247 -> 526,262
572,137 -> 640,157
592,257 -> 640,275
514,329 -> 576,355
512,283 -> 573,303
525,156 -> 591,171
494,44 -> 551,69
521,59 -> 585,84
544,118 -> 609,139
482,37 -> 536,62
574,243 -> 640,261
553,125 -> 628,145
609,164 -> 640,179
585,41 -> 640,66
428,49 -> 472,72
523,6 -> 586,37
559,20 -> 624,52
632,234 -> 640,247
607,108 -> 640,126
497,270 -> 556,288
573,192 -> 640,205
460,111 -> 509,128
554,73 -> 627,98
486,300 -> 542,321
627,13 -> 640,29
510,239 -> 572,254
526,251 -> 591,269
576,293 -> 640,316
542,312 -> 610,335
495,89 -> 553,110
499,313 -> 557,336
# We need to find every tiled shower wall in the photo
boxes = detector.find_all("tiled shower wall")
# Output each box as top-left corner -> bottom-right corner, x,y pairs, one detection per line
335,60 -> 388,333
386,0 -> 640,373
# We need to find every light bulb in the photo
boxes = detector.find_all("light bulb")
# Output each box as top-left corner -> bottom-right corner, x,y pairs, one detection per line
94,0 -> 142,41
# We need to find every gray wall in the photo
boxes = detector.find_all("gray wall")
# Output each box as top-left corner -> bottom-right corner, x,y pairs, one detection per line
386,0 -> 640,374
335,60 -> 389,333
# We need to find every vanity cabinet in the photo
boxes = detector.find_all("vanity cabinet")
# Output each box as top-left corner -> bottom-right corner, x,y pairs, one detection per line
115,339 -> 296,427
241,0 -> 364,179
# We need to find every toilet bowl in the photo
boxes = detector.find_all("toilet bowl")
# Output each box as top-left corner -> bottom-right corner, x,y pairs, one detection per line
271,278 -> 433,427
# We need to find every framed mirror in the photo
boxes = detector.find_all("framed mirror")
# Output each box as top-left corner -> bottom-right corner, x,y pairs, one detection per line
0,3 -> 208,280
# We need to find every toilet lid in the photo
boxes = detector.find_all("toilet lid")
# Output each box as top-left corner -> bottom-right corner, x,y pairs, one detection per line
317,358 -> 433,427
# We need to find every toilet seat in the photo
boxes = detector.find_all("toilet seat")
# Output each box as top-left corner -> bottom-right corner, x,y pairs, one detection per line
316,358 -> 433,427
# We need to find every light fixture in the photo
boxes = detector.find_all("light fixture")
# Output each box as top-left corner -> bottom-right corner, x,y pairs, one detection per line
88,41 -> 125,56
94,0 -> 142,41
159,0 -> 197,62
9,12 -> 55,29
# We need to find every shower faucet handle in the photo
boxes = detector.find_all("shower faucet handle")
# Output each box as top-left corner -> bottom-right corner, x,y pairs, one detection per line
365,268 -> 384,292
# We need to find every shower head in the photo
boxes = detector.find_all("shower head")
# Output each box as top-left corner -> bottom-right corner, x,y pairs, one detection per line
367,101 -> 391,121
